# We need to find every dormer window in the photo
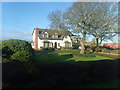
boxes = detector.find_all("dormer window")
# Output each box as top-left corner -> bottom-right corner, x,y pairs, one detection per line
44,34 -> 48,38
54,35 -> 58,38
54,33 -> 58,38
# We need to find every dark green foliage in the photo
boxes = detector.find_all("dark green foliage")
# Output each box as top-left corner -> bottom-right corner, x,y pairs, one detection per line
2,46 -> 14,59
2,39 -> 34,62
72,44 -> 80,49
76,53 -> 96,57
85,50 -> 92,54
11,51 -> 32,62
2,39 -> 33,53
61,47 -> 73,50
52,50 -> 80,54
40,47 -> 53,50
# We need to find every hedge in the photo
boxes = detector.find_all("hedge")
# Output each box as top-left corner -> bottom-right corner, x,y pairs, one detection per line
61,47 -> 74,50
40,47 -> 53,50
2,39 -> 34,62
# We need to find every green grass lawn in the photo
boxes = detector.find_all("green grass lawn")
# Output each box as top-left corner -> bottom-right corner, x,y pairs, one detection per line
34,50 -> 113,63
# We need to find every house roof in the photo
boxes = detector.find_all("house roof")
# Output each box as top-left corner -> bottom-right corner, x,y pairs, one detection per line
45,30 -> 71,35
33,28 -> 72,36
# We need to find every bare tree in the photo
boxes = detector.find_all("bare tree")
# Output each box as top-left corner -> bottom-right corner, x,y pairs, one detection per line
48,2 -> 118,54
48,10 -> 68,31
88,2 -> 118,46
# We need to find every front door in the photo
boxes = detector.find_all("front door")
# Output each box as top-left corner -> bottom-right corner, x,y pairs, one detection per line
55,42 -> 57,49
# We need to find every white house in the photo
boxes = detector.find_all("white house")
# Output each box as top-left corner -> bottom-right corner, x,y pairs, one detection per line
31,28 -> 72,50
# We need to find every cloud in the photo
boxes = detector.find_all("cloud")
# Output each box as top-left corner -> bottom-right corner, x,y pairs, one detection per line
2,30 -> 32,41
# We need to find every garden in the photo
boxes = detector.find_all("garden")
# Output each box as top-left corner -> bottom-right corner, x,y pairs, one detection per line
1,39 -> 120,88
33,50 -> 114,64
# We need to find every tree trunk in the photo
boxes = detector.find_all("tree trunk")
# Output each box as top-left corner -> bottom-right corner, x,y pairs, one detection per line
80,31 -> 86,54
100,38 -> 103,45
96,37 -> 99,46
80,39 -> 85,54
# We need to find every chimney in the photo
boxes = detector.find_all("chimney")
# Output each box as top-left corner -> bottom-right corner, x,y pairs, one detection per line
33,28 -> 40,50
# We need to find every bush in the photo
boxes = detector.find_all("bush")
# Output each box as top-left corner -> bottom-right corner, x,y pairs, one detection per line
2,39 -> 34,62
79,53 -> 96,57
95,47 -> 102,52
2,39 -> 33,53
40,47 -> 53,50
11,51 -> 32,62
72,45 -> 79,49
102,48 -> 111,53
61,47 -> 74,50
2,46 -> 14,59
89,45 -> 97,52
85,50 -> 92,54
75,53 -> 96,57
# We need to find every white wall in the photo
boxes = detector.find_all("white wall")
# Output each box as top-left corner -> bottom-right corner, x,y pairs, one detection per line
37,35 -> 72,49
63,36 -> 72,47
38,39 -> 63,49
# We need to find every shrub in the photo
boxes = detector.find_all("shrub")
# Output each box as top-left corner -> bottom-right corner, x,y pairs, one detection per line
95,47 -> 102,52
89,45 -> 97,52
83,53 -> 95,57
85,50 -> 92,54
2,58 -> 11,63
2,39 -> 33,53
61,47 -> 73,50
2,39 -> 34,62
102,48 -> 111,53
2,46 -> 14,59
72,45 -> 79,49
76,53 -> 96,57
40,47 -> 53,50
11,51 -> 32,62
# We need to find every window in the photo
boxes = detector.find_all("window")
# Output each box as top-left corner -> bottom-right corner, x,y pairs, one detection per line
49,35 -> 51,38
54,35 -> 58,38
52,35 -> 54,38
44,34 -> 47,38
54,33 -> 58,38
58,43 -> 60,46
58,35 -> 61,38
44,42 -> 49,47
49,42 -> 53,47
65,42 -> 71,47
